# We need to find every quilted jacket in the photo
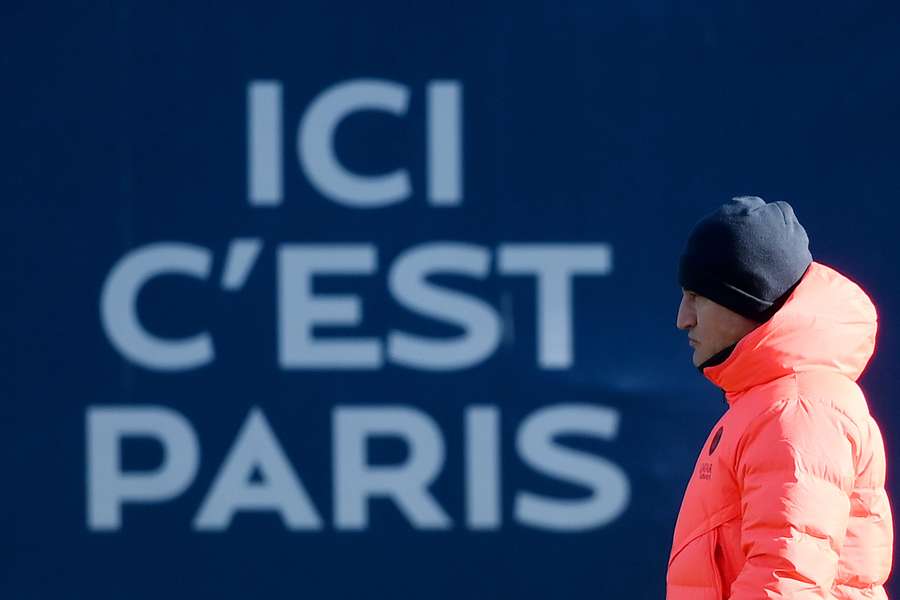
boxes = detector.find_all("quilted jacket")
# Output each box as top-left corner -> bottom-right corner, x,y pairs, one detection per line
667,262 -> 893,599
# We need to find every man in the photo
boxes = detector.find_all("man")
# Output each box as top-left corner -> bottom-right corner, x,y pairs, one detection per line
666,197 -> 893,599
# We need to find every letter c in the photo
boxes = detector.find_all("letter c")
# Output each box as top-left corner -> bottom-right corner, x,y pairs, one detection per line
298,79 -> 411,207
100,242 -> 214,371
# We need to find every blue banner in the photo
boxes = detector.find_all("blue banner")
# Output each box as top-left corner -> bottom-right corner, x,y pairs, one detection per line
6,2 -> 898,598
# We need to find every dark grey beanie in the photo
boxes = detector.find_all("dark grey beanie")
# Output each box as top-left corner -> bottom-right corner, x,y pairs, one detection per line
678,196 -> 812,322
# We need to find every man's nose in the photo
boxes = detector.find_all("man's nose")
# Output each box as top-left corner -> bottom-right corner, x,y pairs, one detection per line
676,298 -> 695,330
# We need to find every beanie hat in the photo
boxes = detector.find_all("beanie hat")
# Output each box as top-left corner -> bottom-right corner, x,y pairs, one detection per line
678,196 -> 812,322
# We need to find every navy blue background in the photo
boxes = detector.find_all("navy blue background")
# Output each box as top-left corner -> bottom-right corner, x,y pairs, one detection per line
5,2 -> 899,598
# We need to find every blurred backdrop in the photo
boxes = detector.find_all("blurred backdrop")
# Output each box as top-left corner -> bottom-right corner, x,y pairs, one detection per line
5,2 -> 899,598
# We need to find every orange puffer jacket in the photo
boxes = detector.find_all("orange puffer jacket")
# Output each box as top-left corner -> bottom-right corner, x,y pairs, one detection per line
666,262 -> 893,599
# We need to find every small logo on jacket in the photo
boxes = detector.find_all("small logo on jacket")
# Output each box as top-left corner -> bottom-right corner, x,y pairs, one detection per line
698,462 -> 713,480
709,426 -> 724,455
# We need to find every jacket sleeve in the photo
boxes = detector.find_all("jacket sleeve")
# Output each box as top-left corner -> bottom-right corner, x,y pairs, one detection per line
728,398 -> 855,599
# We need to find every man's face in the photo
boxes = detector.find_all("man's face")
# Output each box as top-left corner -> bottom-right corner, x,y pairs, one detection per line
676,290 -> 759,367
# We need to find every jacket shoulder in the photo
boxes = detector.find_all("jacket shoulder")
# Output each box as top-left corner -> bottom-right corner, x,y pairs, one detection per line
733,373 -> 863,491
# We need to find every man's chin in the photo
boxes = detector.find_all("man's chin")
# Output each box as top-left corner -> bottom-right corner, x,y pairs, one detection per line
691,349 -> 705,368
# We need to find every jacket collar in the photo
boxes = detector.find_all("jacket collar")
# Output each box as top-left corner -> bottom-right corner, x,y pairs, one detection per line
700,262 -> 877,405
